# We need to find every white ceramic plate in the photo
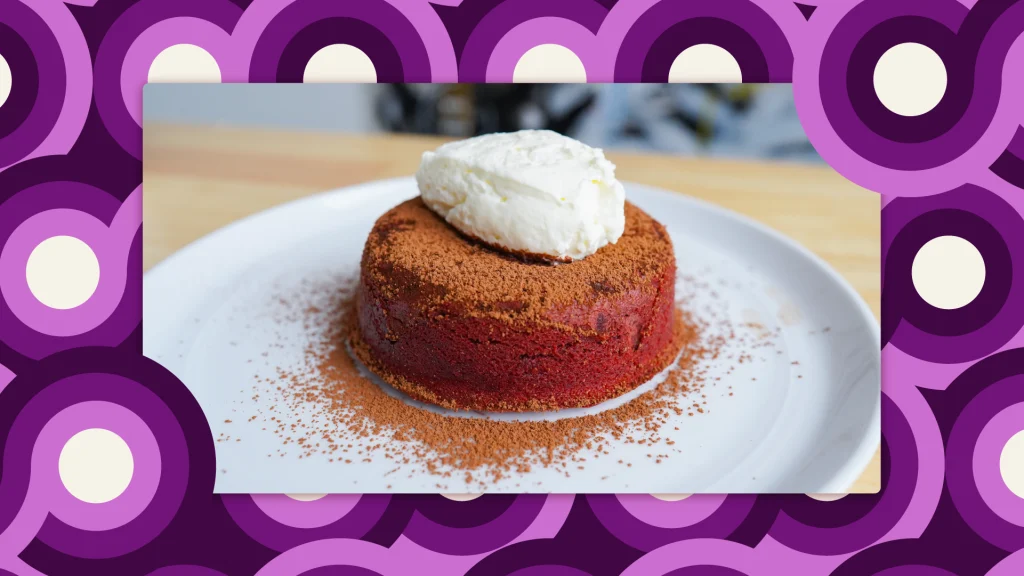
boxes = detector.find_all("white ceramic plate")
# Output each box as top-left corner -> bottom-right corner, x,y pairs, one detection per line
143,178 -> 880,494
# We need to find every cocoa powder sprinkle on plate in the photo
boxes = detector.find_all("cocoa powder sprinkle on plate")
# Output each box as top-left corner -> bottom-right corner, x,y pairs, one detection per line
242,271 -> 770,490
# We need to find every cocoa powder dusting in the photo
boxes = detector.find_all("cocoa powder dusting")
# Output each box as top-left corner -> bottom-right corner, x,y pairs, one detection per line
245,269 -> 779,490
361,198 -> 674,324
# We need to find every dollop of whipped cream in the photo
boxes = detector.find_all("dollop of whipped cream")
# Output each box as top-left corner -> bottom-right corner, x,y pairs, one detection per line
415,130 -> 626,262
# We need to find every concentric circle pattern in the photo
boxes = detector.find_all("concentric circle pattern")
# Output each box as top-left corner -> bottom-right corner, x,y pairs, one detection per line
1,0 -> 1023,574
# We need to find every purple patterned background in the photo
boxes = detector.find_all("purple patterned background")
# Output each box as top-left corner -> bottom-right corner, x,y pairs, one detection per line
1,0 -> 1023,574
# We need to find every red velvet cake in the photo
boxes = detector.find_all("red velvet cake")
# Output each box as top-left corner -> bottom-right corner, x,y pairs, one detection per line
352,198 -> 679,412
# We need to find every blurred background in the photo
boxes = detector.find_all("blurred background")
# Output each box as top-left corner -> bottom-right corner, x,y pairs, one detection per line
145,84 -> 821,163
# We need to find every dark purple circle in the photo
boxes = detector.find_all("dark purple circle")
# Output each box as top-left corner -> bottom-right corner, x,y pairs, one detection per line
407,494 -> 519,529
247,0 -> 430,82
666,567 -> 747,576
818,0 -> 1024,171
93,0 -> 242,158
768,394 -> 916,555
640,17 -> 768,82
0,21 -> 39,140
0,347 -> 214,558
586,494 -> 756,552
147,566 -> 228,576
0,223 -> 142,361
946,375 -> 1024,551
615,0 -> 792,82
990,146 -> 1024,189
456,0 -> 607,81
0,0 -> 66,167
300,567 -> 382,576
508,567 -> 592,576
0,180 -> 135,362
881,185 -> 1024,362
885,209 -> 1010,337
33,373 -> 188,558
402,494 -> 547,556
274,17 -> 404,82
846,16 -> 967,144
830,538 -> 965,576
220,494 -> 391,552
774,445 -> 891,529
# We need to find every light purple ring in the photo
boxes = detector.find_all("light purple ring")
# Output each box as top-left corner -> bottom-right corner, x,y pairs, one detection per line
231,0 -> 457,82
973,402 -> 1024,526
253,538 -> 394,576
0,188 -> 139,337
36,401 -> 161,532
6,0 -> 91,167
251,494 -> 362,529
621,538 -> 759,576
122,17 -> 244,125
486,18 -> 604,82
616,494 -> 727,530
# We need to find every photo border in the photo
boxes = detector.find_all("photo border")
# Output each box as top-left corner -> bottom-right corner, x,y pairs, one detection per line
1,0 -> 1023,574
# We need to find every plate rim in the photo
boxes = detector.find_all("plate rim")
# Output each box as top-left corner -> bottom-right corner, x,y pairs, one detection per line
144,175 -> 882,494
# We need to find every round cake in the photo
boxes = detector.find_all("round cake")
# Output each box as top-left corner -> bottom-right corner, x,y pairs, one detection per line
352,197 -> 679,412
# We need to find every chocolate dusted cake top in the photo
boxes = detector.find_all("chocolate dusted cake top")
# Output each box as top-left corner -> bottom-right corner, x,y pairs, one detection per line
360,197 -> 675,323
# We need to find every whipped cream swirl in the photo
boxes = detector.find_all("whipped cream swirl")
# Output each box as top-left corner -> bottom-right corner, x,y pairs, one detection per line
415,130 -> 626,262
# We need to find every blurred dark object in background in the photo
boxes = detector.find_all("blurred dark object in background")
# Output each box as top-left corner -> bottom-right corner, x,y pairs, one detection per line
375,84 -> 595,137
375,84 -> 820,163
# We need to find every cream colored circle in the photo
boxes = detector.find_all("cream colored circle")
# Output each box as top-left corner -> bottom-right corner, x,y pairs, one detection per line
0,52 -> 11,109
59,429 -> 134,504
148,44 -> 221,83
303,44 -> 377,83
441,493 -> 483,501
286,493 -> 327,501
1000,430 -> 1024,499
668,44 -> 742,83
651,493 -> 691,501
808,493 -> 848,502
912,235 -> 986,310
873,43 -> 946,116
513,44 -> 586,83
26,236 -> 101,310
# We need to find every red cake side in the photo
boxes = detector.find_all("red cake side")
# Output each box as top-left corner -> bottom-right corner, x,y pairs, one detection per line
353,198 -> 679,412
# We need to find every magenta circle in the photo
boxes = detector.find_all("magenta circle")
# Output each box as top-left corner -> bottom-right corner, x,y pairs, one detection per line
792,0 -> 1024,196
37,401 -> 161,531
251,494 -> 362,529
0,208 -> 129,337
231,0 -> 455,81
0,0 -> 91,168
121,17 -> 244,125
616,494 -> 726,529
485,18 -> 604,82
620,539 -> 758,576
973,402 -> 1024,526
253,539 -> 394,576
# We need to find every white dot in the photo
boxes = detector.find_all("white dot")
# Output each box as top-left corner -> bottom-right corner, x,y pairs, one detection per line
1000,430 -> 1024,499
286,493 -> 327,501
26,236 -> 100,310
873,43 -> 946,116
441,493 -> 483,501
0,52 -> 11,109
651,493 -> 691,501
668,44 -> 742,83
59,429 -> 134,504
513,44 -> 586,83
148,44 -> 221,83
303,44 -> 377,83
912,236 -> 986,310
808,493 -> 847,502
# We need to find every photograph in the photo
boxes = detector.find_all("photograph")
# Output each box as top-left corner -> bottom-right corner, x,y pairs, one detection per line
142,83 -> 881,494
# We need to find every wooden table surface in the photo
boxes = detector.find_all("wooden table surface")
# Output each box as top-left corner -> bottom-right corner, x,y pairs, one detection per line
143,123 -> 881,494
